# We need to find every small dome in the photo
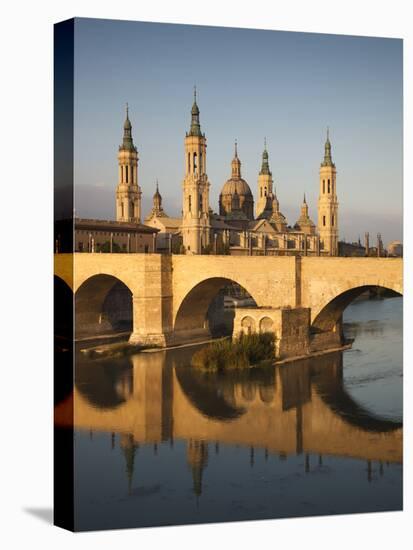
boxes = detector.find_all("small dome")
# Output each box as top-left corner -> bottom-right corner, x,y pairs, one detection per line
220,178 -> 253,197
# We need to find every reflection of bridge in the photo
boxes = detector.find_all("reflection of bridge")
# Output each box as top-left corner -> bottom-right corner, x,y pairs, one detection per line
55,348 -> 402,468
55,254 -> 402,353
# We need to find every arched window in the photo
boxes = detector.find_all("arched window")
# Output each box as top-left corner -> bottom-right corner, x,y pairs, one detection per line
323,180 -> 325,193
193,152 -> 197,174
199,193 -> 203,212
332,215 -> 334,226
121,202 -> 124,218
131,202 -> 134,217
188,195 -> 192,212
264,187 -> 267,196
323,215 -> 326,226
328,179 -> 330,193
125,165 -> 129,184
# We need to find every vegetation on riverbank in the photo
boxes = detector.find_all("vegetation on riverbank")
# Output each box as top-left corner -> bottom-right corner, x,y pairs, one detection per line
191,332 -> 275,371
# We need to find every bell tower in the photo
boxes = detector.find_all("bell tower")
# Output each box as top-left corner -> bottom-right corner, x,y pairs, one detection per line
116,104 -> 142,223
317,129 -> 338,256
181,88 -> 211,254
256,139 -> 274,218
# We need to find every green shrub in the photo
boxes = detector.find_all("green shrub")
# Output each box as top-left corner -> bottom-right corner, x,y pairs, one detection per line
191,332 -> 275,371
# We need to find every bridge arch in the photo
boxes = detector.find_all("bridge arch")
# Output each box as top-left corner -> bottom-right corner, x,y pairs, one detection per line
173,277 -> 258,340
312,285 -> 402,333
75,273 -> 133,339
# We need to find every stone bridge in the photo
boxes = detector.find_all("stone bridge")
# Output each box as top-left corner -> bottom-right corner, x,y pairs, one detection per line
54,253 -> 402,354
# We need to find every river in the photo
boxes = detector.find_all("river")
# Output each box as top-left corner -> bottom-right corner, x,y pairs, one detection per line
60,296 -> 402,531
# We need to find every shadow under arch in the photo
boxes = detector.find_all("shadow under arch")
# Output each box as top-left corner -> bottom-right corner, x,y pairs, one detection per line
311,353 -> 402,433
75,273 -> 133,338
174,277 -> 258,339
54,275 -> 74,405
312,285 -> 402,333
54,275 -> 73,341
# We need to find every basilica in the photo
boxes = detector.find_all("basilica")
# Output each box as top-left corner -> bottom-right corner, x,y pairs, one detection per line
116,92 -> 339,257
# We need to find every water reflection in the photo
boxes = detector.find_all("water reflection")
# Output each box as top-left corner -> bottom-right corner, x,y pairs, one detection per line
54,297 -> 402,530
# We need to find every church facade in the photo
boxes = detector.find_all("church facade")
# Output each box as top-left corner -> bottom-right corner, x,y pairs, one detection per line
133,92 -> 339,257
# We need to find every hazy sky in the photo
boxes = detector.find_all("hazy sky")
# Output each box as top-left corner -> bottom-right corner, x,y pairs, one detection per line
73,18 -> 403,244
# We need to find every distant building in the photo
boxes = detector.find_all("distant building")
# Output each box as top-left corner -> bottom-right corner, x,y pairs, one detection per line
388,240 -> 403,257
73,218 -> 158,253
339,240 -> 366,257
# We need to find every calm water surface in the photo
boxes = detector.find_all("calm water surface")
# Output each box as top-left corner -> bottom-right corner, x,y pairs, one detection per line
64,297 -> 402,531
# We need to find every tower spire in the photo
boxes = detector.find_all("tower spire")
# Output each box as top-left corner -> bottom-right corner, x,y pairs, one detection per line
231,140 -> 241,178
321,126 -> 334,167
188,86 -> 202,137
260,139 -> 271,176
121,102 -> 135,151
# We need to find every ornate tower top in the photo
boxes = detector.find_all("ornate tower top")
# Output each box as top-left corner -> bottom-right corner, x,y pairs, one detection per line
259,138 -> 272,176
300,193 -> 310,218
231,140 -> 242,178
120,103 -> 137,152
188,86 -> 203,137
153,180 -> 162,208
321,127 -> 334,167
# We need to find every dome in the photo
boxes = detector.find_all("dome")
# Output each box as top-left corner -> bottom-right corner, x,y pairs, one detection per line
220,177 -> 253,197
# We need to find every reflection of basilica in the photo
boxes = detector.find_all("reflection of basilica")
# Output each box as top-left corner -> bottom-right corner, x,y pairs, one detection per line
56,348 -> 402,497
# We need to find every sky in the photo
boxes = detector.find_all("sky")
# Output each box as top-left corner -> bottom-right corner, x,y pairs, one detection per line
73,18 -> 403,244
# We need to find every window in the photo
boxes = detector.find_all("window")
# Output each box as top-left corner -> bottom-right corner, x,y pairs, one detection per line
193,152 -> 197,174
125,165 -> 129,183
264,187 -> 267,196
188,195 -> 192,212
121,203 -> 124,217
188,152 -> 190,173
323,215 -> 326,226
199,193 -> 202,212
323,179 -> 325,193
332,215 -> 334,226
131,202 -> 134,216
260,188 -> 262,197
328,179 -> 330,193
144,245 -> 149,254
